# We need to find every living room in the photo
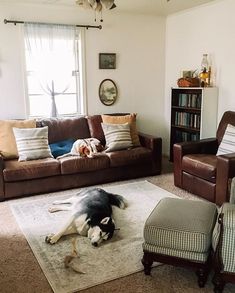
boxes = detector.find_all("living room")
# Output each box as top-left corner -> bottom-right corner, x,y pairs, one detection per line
0,0 -> 235,292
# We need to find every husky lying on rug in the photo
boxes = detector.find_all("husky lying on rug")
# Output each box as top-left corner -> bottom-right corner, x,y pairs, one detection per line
45,188 -> 127,247
58,138 -> 104,159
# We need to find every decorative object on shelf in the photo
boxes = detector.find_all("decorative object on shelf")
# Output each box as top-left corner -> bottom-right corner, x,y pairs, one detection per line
99,79 -> 117,106
76,0 -> 117,22
99,53 -> 116,69
199,54 -> 211,87
177,69 -> 200,87
177,77 -> 200,87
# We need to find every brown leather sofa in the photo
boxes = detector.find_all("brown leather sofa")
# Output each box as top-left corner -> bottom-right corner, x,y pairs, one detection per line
173,111 -> 235,206
0,115 -> 162,201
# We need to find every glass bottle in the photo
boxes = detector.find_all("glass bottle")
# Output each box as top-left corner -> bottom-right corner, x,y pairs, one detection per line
201,54 -> 209,72
200,54 -> 209,87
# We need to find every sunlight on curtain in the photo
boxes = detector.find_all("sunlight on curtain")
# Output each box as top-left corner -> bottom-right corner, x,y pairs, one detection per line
24,23 -> 80,117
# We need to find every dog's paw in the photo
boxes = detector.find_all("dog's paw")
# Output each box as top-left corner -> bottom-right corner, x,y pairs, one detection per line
120,199 -> 128,209
45,234 -> 57,244
48,206 -> 59,213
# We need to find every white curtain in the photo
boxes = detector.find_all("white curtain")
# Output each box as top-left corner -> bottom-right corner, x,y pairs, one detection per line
24,23 -> 78,117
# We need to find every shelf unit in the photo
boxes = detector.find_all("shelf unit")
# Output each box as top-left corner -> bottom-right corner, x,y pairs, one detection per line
169,87 -> 218,161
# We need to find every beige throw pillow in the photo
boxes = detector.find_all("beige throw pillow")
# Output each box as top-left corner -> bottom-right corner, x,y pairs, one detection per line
217,124 -> 235,156
13,126 -> 53,161
101,113 -> 140,146
0,119 -> 36,159
101,123 -> 133,152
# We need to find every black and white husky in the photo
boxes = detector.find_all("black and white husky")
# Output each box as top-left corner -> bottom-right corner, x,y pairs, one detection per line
45,188 -> 127,247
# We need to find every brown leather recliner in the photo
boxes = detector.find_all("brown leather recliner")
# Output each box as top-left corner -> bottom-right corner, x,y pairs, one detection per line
173,111 -> 235,206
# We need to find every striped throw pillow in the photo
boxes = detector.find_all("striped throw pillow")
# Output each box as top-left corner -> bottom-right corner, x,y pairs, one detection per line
217,124 -> 235,156
101,123 -> 133,152
13,126 -> 53,161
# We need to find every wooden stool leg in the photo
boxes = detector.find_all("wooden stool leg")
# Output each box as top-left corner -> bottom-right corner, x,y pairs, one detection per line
196,268 -> 208,288
212,273 -> 225,293
141,252 -> 153,275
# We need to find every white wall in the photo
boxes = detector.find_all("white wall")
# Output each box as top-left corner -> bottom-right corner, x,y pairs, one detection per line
0,3 -> 166,140
165,0 -> 235,154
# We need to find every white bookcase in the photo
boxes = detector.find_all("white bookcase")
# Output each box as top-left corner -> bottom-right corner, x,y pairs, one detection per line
170,87 -> 218,161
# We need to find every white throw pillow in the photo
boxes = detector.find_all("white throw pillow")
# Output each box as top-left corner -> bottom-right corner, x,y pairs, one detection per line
101,123 -> 133,152
13,126 -> 53,161
216,124 -> 235,156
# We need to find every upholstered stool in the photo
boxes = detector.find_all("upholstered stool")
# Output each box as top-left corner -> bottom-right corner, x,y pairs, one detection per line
142,197 -> 217,287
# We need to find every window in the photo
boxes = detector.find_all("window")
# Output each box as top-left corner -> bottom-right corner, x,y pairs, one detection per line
24,23 -> 85,118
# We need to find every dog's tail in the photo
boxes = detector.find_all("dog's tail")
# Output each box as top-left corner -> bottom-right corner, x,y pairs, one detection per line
107,192 -> 127,209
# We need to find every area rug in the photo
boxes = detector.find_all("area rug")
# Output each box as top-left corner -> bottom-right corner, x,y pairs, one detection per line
9,180 -> 177,293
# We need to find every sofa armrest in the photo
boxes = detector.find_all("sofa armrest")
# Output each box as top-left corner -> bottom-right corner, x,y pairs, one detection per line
0,155 -> 5,200
216,153 -> 235,205
173,138 -> 218,188
138,132 -> 162,173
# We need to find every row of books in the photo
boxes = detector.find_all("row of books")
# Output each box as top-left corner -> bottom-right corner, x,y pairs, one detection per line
175,130 -> 200,143
176,93 -> 202,108
174,112 -> 201,129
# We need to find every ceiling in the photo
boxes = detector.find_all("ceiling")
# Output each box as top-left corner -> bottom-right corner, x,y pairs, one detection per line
0,0 -> 216,16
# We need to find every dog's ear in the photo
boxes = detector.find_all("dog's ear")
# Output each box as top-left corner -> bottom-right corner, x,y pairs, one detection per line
100,217 -> 111,225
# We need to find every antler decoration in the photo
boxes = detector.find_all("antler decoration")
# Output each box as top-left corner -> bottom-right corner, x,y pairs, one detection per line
76,0 -> 117,22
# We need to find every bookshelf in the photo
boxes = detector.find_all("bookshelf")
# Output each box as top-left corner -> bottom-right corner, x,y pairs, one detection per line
169,87 -> 218,161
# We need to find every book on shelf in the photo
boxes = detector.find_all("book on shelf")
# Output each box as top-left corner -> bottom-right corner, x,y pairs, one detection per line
175,130 -> 200,143
174,112 -> 201,129
178,93 -> 202,108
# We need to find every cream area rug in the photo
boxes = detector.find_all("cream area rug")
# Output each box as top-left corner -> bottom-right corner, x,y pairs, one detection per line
9,181 -> 177,293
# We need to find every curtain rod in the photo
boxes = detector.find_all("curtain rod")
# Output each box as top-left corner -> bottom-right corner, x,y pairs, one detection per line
3,19 -> 102,30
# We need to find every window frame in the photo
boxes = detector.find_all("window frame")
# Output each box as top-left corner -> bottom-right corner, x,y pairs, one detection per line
22,26 -> 87,119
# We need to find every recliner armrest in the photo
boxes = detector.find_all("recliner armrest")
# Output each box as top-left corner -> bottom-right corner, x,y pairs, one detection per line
173,138 -> 218,188
174,138 -> 218,157
0,155 -> 5,200
138,132 -> 162,174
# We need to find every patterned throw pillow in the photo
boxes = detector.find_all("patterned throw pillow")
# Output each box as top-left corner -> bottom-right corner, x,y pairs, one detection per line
217,124 -> 235,156
0,119 -> 36,159
101,113 -> 140,146
13,126 -> 53,161
101,123 -> 133,152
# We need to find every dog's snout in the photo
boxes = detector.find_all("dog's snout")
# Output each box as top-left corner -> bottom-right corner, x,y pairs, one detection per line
92,242 -> 98,247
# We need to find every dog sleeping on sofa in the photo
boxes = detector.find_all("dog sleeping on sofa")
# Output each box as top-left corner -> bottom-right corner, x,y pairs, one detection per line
58,138 -> 104,159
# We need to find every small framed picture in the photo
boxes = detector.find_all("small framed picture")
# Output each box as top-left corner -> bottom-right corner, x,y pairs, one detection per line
181,70 -> 197,78
99,79 -> 118,106
182,70 -> 193,78
99,53 -> 116,69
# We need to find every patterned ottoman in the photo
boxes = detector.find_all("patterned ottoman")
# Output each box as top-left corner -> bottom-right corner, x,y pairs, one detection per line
142,197 -> 217,287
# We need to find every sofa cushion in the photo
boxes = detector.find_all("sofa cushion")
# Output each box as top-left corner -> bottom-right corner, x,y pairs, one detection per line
102,113 -> 140,146
0,119 -> 36,160
86,115 -> 105,145
37,117 -> 90,144
49,139 -> 75,158
13,126 -> 53,161
106,147 -> 152,167
3,158 -> 60,182
59,154 -> 110,175
182,154 -> 217,183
